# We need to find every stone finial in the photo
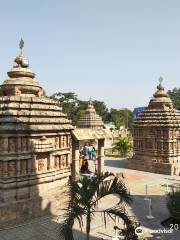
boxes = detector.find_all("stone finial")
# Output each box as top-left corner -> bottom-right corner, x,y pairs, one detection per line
19,38 -> 24,54
14,39 -> 29,68
88,97 -> 93,106
87,98 -> 95,112
157,76 -> 164,91
158,76 -> 163,84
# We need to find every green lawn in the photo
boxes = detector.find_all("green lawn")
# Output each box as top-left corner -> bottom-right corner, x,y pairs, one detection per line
104,148 -> 120,157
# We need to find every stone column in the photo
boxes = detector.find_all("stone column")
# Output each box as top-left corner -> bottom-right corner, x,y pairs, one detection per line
3,138 -> 8,152
28,158 -> 32,174
16,159 -> 21,176
3,161 -> 8,178
98,139 -> 105,174
17,136 -> 21,152
49,154 -> 54,170
67,153 -> 71,168
72,138 -> 80,180
31,154 -> 36,173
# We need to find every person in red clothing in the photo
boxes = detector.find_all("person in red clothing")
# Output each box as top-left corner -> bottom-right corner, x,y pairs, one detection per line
80,158 -> 89,173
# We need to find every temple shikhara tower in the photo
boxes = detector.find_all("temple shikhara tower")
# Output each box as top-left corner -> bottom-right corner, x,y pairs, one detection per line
0,40 -> 73,223
76,99 -> 104,129
128,78 -> 180,175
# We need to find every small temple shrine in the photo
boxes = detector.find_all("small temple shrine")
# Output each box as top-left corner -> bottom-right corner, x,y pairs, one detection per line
72,100 -> 111,178
0,40 -> 73,223
128,78 -> 180,175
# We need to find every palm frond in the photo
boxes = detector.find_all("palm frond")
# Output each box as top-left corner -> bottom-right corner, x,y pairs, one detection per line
93,173 -> 132,206
100,205 -> 138,240
57,179 -> 87,239
58,173 -> 134,239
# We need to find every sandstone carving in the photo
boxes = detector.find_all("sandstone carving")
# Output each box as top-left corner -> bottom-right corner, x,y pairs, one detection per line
8,161 -> 15,177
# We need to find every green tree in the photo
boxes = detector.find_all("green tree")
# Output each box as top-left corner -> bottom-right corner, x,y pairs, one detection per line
52,93 -> 110,125
0,86 -> 3,96
167,88 -> 180,110
113,135 -> 133,157
59,173 -> 138,240
92,100 -> 109,122
52,92 -> 79,124
167,189 -> 180,223
52,92 -> 133,128
109,108 -> 133,129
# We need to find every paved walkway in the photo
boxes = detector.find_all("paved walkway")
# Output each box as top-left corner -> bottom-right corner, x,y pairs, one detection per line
0,158 -> 180,240
104,157 -> 180,240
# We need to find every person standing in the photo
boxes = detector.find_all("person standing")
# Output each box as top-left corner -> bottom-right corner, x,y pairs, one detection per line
92,146 -> 97,160
82,144 -> 88,157
88,144 -> 93,160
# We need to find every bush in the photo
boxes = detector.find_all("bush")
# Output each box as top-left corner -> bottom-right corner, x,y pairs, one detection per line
167,189 -> 180,223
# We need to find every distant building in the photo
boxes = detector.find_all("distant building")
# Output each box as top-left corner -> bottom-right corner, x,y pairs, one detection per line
104,122 -> 117,130
133,107 -> 146,118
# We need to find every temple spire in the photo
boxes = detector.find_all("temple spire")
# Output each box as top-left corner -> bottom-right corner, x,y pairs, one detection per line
148,77 -> 173,110
157,76 -> 165,91
88,97 -> 93,106
13,39 -> 29,68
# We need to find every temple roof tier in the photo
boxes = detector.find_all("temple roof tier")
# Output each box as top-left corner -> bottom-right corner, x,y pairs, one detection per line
134,80 -> 180,128
76,100 -> 104,129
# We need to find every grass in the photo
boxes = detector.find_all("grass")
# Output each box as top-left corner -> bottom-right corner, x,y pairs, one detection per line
104,148 -> 120,157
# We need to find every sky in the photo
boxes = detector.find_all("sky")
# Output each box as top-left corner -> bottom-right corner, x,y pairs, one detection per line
0,0 -> 180,110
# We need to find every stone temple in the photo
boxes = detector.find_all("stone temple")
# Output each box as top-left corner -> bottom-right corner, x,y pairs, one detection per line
128,79 -> 180,175
0,42 -> 73,224
72,100 -> 106,177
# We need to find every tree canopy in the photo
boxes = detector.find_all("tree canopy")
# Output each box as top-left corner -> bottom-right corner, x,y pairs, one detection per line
168,88 -> 180,110
113,134 -> 133,157
52,92 -> 133,128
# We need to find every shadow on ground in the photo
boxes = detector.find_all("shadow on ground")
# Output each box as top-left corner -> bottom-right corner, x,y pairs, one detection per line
105,158 -> 128,169
130,194 -> 180,240
0,216 -> 102,240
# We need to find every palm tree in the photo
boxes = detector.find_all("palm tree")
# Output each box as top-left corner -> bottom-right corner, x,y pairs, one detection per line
58,172 -> 138,240
113,135 -> 133,157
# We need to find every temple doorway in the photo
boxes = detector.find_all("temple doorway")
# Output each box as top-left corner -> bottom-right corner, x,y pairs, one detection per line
71,129 -> 105,179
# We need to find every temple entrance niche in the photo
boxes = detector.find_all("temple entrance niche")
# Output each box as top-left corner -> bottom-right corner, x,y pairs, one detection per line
54,154 -> 69,170
36,153 -> 49,173
71,129 -> 105,179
